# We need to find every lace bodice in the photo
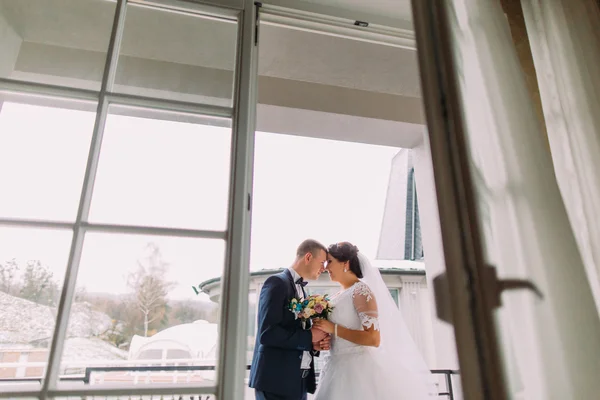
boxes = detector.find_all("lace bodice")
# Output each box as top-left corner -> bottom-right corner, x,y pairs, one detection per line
327,281 -> 379,356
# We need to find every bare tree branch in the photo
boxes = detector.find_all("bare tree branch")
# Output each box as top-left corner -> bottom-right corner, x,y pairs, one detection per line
127,243 -> 174,336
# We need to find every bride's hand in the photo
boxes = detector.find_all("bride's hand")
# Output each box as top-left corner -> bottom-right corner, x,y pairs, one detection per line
313,318 -> 334,334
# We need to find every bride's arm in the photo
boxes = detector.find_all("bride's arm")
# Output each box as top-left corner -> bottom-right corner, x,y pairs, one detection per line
312,313 -> 380,347
313,282 -> 381,347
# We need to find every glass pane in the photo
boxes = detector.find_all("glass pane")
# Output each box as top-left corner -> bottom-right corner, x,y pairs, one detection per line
0,227 -> 71,386
88,106 -> 231,230
115,3 -> 238,106
58,232 -> 224,389
389,288 -> 399,307
0,0 -> 116,90
0,99 -> 95,221
250,132 -> 399,270
248,132 -> 421,398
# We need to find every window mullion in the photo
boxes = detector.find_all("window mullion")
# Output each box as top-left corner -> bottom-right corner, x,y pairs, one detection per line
41,0 -> 128,394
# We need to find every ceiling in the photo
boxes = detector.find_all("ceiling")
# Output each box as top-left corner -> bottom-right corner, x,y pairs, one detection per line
0,0 -> 420,97
0,0 -> 425,147
298,0 -> 411,19
265,0 -> 414,29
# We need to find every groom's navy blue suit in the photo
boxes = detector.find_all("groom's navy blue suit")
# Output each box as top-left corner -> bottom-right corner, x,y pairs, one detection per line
249,269 -> 317,400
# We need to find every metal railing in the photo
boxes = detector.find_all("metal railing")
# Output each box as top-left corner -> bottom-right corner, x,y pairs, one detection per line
0,365 -> 460,399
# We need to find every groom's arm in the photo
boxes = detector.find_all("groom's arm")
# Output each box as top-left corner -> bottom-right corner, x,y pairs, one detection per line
257,276 -> 312,351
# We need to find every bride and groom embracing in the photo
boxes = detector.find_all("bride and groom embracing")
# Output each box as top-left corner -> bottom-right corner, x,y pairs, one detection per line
249,239 -> 436,400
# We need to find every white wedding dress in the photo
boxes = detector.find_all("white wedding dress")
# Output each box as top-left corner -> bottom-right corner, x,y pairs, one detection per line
314,254 -> 436,400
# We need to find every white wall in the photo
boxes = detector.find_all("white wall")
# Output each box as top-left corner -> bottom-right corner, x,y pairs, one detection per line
0,4 -> 22,78
413,135 -> 461,373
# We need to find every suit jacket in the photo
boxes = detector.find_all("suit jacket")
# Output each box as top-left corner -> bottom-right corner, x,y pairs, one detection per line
249,269 -> 318,397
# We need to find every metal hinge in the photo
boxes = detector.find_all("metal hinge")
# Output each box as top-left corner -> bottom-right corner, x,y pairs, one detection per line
433,265 -> 544,325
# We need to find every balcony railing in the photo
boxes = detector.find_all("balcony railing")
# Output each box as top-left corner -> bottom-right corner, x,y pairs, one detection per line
0,364 -> 459,399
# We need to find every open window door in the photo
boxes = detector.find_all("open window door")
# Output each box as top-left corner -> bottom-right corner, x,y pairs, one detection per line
411,0 -> 600,399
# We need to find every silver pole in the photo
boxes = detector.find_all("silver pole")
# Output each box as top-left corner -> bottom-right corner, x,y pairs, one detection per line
128,0 -> 240,18
0,218 -> 227,239
0,78 -> 98,102
216,0 -> 258,399
0,79 -> 233,119
0,383 -> 216,398
411,168 -> 416,260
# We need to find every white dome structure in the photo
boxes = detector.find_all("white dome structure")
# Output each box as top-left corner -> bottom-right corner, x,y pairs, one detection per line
128,320 -> 218,363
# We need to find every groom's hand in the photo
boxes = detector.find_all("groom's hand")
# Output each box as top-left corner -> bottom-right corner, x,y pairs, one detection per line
310,327 -> 327,343
313,335 -> 331,351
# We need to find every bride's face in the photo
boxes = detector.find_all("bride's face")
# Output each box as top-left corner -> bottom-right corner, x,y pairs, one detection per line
325,256 -> 347,282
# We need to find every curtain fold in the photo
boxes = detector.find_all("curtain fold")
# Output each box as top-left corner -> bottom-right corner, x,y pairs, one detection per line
520,0 -> 600,312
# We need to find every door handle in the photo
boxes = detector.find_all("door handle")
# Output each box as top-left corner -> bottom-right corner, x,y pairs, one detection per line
433,265 -> 544,325
483,265 -> 543,309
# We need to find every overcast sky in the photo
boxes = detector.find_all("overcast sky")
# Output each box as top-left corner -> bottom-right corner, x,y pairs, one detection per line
0,102 -> 400,301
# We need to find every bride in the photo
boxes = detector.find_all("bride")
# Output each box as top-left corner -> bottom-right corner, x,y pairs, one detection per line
312,242 -> 437,399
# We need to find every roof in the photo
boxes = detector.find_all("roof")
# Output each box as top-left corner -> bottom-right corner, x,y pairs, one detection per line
196,260 -> 426,293
129,321 -> 218,360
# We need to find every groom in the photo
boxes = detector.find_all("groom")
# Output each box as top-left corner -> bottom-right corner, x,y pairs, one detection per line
249,239 -> 331,400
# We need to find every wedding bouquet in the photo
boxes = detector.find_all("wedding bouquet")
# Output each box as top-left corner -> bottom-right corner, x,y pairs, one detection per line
288,294 -> 333,322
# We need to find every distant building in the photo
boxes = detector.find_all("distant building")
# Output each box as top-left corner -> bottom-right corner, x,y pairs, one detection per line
377,149 -> 424,261
199,260 -> 435,367
128,320 -> 218,362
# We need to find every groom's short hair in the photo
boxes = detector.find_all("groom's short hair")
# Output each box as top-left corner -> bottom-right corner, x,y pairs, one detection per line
296,239 -> 327,258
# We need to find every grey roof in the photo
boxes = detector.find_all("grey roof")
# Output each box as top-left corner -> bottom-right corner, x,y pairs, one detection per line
197,265 -> 425,293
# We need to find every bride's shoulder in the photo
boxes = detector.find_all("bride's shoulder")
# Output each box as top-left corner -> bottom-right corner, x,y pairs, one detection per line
351,281 -> 375,301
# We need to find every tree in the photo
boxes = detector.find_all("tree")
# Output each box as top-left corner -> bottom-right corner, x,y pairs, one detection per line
19,260 -> 59,306
127,243 -> 174,336
0,258 -> 20,295
74,286 -> 88,302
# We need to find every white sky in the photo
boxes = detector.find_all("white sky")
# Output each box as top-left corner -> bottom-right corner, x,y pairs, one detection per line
0,102 -> 400,301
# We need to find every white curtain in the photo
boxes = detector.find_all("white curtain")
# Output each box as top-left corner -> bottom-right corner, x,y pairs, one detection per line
433,0 -> 600,397
520,0 -> 600,313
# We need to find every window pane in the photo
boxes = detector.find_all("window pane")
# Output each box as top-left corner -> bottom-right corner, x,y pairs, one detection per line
58,233 -> 224,389
115,3 -> 238,106
0,100 -> 95,221
250,132 -> 399,270
88,107 -> 231,230
0,227 -> 71,385
389,288 -> 399,307
247,133 -> 403,399
0,0 -> 116,90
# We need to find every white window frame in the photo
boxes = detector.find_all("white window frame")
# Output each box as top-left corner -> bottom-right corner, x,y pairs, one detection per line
0,1 -> 425,398
0,0 -> 258,399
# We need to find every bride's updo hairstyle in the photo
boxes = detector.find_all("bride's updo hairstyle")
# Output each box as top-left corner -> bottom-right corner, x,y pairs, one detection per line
327,242 -> 363,278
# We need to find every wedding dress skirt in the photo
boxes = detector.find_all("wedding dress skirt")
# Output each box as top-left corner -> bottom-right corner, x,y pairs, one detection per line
315,346 -> 431,399
313,281 -> 433,400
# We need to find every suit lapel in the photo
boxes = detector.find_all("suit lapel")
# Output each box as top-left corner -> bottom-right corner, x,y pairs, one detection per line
283,269 -> 312,329
284,268 -> 308,299
283,268 -> 297,296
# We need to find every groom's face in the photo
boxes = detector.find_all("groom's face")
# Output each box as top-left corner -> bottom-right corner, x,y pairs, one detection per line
305,249 -> 327,280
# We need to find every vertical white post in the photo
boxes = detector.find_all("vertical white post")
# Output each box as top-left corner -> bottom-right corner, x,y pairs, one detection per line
413,137 -> 462,372
217,0 -> 258,399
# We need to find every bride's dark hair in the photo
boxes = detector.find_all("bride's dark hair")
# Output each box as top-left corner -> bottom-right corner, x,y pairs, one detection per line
327,242 -> 362,278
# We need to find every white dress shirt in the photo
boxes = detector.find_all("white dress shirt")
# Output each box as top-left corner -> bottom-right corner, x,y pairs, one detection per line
288,267 -> 312,370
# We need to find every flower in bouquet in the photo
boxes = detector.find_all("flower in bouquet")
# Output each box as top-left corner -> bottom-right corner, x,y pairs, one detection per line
288,294 -> 333,321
